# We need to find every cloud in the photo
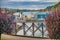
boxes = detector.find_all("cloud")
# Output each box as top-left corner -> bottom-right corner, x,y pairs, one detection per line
1,2 -> 56,8
9,0 -> 60,2
1,4 -> 55,10
43,0 -> 60,2
10,0 -> 41,2
7,2 -> 56,6
1,0 -> 58,9
1,0 -> 60,2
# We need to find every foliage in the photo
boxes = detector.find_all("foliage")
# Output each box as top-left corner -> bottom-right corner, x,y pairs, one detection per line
46,2 -> 60,10
0,13 -> 15,34
46,9 -> 60,38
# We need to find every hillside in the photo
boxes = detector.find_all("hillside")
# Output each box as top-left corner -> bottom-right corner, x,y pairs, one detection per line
45,2 -> 60,11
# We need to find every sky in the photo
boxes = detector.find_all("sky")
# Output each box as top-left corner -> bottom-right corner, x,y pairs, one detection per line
1,0 -> 60,10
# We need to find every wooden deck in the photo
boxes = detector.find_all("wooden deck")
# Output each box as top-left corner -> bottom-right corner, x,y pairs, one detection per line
1,34 -> 59,40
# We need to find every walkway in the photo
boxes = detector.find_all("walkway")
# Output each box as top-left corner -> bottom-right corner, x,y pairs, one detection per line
1,34 -> 58,40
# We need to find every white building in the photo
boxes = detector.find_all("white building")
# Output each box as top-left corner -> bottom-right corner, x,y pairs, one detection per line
13,12 -> 25,21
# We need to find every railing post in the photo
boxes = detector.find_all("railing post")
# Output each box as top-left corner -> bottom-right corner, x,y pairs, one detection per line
42,23 -> 44,38
23,22 -> 26,35
15,22 -> 17,35
32,23 -> 34,37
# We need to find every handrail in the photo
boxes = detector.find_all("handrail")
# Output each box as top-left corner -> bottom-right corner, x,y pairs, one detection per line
16,21 -> 46,38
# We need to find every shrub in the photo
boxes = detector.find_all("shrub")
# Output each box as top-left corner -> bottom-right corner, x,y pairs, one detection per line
46,8 -> 60,39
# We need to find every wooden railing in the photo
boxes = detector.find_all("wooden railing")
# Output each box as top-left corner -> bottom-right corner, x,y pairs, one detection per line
15,21 -> 47,38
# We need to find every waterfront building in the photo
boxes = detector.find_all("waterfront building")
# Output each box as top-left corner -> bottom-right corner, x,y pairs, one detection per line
35,12 -> 46,20
13,12 -> 25,21
27,13 -> 35,20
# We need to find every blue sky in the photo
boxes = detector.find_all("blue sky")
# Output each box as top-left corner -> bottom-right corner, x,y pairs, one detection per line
1,0 -> 60,9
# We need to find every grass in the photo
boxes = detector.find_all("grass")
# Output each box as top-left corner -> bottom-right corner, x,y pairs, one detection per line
0,38 -> 7,40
